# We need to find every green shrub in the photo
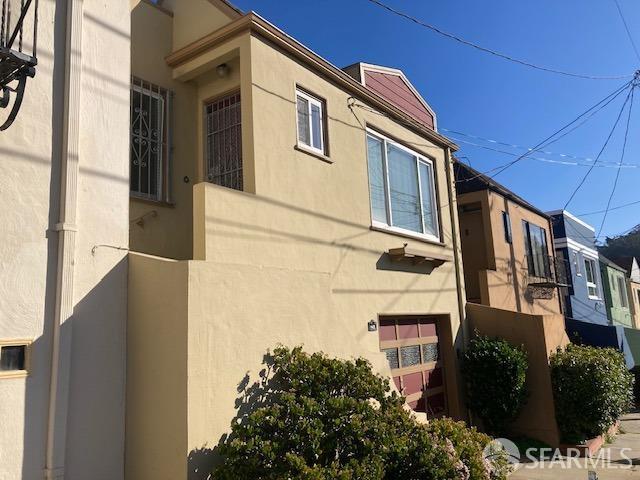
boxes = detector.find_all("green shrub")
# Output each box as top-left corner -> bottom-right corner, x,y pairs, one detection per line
461,335 -> 529,436
428,418 -> 510,480
550,344 -> 634,443
213,346 -> 508,480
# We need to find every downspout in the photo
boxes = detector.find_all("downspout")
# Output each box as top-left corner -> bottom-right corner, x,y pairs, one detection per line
444,148 -> 469,419
44,0 -> 83,478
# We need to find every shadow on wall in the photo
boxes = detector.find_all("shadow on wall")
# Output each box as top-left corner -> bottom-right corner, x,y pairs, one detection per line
187,352 -> 281,480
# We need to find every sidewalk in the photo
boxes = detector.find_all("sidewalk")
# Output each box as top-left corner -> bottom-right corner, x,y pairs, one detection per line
510,412 -> 640,479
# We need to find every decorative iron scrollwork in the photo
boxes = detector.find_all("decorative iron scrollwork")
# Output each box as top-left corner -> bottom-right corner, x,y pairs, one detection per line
0,0 -> 38,131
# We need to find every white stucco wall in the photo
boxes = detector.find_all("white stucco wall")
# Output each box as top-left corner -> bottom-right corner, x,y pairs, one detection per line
0,1 -> 130,479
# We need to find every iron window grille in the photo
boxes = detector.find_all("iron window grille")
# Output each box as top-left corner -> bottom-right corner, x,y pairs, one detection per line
130,77 -> 172,202
0,0 -> 38,130
205,91 -> 242,191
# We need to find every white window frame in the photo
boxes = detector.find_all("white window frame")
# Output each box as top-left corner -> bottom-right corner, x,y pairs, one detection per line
583,256 -> 600,300
617,276 -> 629,309
295,88 -> 325,155
366,128 -> 440,243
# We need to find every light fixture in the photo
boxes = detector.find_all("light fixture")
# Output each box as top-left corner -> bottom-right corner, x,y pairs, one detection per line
368,320 -> 378,332
216,63 -> 229,78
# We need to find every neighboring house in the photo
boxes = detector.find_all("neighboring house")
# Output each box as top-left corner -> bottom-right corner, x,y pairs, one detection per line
454,162 -> 563,316
547,210 -> 608,325
611,257 -> 640,329
127,1 -> 467,478
0,1 -> 129,479
600,256 -> 634,328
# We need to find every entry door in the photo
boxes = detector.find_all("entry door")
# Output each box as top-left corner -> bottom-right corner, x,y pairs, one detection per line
379,317 -> 446,417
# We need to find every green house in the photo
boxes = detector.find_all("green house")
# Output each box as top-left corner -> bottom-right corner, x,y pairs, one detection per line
600,256 -> 633,327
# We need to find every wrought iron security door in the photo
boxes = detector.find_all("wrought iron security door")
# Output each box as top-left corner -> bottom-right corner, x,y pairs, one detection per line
0,0 -> 38,130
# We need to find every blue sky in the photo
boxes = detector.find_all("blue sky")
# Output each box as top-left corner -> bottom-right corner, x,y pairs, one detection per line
232,0 -> 639,241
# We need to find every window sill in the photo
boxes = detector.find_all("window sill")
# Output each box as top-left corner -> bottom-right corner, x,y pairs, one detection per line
370,224 -> 445,247
130,196 -> 175,208
294,144 -> 333,164
0,370 -> 28,379
588,296 -> 602,301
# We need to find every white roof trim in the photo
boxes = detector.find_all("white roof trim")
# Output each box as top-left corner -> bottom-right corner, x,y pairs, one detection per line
554,237 -> 599,259
358,62 -> 438,132
546,209 -> 595,231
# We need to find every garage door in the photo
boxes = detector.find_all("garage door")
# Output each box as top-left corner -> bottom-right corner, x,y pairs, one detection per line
379,316 -> 447,416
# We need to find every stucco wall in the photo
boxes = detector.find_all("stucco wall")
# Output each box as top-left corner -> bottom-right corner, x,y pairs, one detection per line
466,303 -> 569,447
630,281 -> 640,329
126,253 -> 188,480
458,190 -> 562,316
0,1 -> 129,479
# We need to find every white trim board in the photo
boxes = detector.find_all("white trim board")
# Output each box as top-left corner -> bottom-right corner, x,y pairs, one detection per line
547,209 -> 595,232
554,237 -> 599,259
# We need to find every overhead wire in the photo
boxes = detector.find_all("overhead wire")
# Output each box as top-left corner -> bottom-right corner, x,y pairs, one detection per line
596,84 -> 636,238
577,198 -> 640,216
614,0 -> 640,64
363,0 -> 636,80
563,82 -> 636,209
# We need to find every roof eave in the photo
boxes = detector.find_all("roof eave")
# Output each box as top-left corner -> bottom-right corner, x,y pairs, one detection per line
165,12 -> 458,151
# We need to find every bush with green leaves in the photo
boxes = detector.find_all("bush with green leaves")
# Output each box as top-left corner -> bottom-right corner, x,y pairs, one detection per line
212,346 -> 508,480
461,335 -> 529,436
550,344 -> 634,443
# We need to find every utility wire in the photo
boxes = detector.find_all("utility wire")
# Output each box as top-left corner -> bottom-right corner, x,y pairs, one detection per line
450,136 -> 640,169
460,79 -> 634,182
564,83 -> 636,209
363,0 -> 635,80
596,84 -> 636,238
577,198 -> 640,216
614,0 -> 640,63
441,127 -> 639,166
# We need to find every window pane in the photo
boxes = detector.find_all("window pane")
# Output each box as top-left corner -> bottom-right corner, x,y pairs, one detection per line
310,103 -> 322,150
383,348 -> 399,370
387,145 -> 422,233
0,345 -> 26,371
502,211 -> 512,243
422,343 -> 439,363
419,162 -> 437,236
618,277 -> 628,307
400,345 -> 421,367
585,259 -> 595,283
297,96 -> 310,146
367,135 -> 387,223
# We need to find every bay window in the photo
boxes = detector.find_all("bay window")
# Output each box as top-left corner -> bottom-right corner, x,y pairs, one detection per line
366,130 -> 439,241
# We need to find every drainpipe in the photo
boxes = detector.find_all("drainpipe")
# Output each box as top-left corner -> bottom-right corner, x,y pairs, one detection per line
44,0 -> 83,478
444,148 -> 469,419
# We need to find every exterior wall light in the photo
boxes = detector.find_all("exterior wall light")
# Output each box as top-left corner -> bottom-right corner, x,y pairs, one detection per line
368,319 -> 378,332
216,63 -> 229,78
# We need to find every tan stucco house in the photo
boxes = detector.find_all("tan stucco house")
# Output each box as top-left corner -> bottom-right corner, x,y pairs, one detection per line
126,0 -> 468,478
454,161 -> 569,447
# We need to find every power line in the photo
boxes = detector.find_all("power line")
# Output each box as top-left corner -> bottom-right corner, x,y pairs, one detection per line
564,84 -> 636,209
614,0 -> 640,63
363,0 -> 635,80
441,127 -> 640,167
463,79 -> 634,182
596,85 -> 636,238
577,199 -> 640,216
449,135 -> 640,169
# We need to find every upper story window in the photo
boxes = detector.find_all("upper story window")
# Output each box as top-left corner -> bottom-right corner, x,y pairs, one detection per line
205,91 -> 243,191
522,221 -> 550,278
296,88 -> 326,155
584,257 -> 599,298
617,276 -> 629,308
366,130 -> 439,242
130,77 -> 171,202
502,211 -> 512,243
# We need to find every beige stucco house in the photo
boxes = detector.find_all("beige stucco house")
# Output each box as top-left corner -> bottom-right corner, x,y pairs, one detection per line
127,0 -> 468,478
0,0 -> 130,479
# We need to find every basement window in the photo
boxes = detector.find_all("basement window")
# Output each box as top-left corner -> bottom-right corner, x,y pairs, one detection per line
0,342 -> 30,377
